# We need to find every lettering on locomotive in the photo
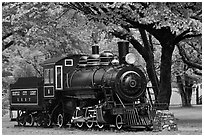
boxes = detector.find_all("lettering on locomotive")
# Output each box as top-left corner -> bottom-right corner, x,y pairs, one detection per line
10,88 -> 38,105
44,86 -> 54,97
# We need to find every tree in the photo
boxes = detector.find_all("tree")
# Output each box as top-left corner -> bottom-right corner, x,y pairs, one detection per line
67,2 -> 202,108
173,35 -> 202,107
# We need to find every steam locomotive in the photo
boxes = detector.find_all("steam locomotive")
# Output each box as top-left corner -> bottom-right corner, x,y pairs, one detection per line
10,41 -> 154,130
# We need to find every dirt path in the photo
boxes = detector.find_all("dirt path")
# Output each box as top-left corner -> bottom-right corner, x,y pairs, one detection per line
2,105 -> 202,135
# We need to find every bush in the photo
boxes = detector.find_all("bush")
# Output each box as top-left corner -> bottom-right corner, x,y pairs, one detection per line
2,93 -> 9,109
2,109 -> 8,117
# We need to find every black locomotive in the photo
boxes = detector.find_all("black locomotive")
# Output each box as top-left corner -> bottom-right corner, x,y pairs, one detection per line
10,41 -> 154,130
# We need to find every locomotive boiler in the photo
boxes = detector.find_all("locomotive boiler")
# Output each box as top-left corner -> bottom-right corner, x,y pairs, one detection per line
65,42 -> 147,103
9,41 -> 154,130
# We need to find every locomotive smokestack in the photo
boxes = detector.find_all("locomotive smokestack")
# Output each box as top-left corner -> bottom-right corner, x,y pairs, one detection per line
118,41 -> 129,64
92,45 -> 99,54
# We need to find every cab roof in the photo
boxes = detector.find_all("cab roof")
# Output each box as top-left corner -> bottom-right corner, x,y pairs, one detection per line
41,54 -> 83,67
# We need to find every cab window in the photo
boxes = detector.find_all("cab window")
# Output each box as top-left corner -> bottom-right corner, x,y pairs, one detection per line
65,59 -> 73,66
50,68 -> 54,84
55,66 -> 63,90
44,69 -> 49,84
44,68 -> 54,84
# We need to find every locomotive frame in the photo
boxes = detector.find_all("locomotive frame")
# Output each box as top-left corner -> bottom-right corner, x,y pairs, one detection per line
9,41 -> 155,130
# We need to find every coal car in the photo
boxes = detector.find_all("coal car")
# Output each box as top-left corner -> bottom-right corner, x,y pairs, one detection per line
10,41 -> 154,130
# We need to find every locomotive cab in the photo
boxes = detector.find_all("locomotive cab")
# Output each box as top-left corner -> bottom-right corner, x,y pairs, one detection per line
41,55 -> 82,99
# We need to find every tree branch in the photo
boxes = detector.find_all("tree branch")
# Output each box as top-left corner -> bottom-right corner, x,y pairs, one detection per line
173,29 -> 201,45
2,32 -> 13,40
17,49 -> 43,77
2,26 -> 33,51
3,41 -> 14,51
177,44 -> 202,70
193,68 -> 202,76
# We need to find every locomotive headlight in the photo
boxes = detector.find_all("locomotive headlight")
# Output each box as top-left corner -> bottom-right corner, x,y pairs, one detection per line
125,53 -> 136,64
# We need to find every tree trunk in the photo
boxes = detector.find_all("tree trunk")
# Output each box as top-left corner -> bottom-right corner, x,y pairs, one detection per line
138,28 -> 159,99
184,86 -> 192,107
196,85 -> 199,105
183,74 -> 193,107
176,74 -> 193,107
146,61 -> 159,100
176,75 -> 188,106
157,44 -> 175,109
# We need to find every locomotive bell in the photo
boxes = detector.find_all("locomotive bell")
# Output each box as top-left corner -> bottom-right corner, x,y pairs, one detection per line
100,51 -> 114,65
79,56 -> 88,67
118,41 -> 129,64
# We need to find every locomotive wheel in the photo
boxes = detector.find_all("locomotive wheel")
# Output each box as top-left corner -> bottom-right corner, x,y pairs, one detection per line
45,114 -> 52,127
86,121 -> 94,129
96,122 -> 104,129
115,114 -> 123,130
17,111 -> 26,126
85,108 -> 94,129
36,119 -> 43,127
76,122 -> 84,128
36,121 -> 42,127
26,114 -> 34,127
57,113 -> 64,128
17,117 -> 26,126
36,114 -> 43,127
74,108 -> 84,128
